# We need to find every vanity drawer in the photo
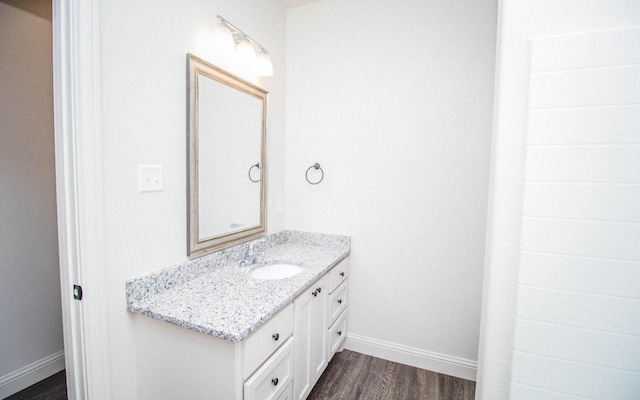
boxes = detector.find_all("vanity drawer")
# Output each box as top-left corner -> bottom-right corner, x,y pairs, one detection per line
328,310 -> 347,359
244,338 -> 294,400
328,281 -> 348,326
275,383 -> 293,400
243,303 -> 294,379
329,258 -> 349,293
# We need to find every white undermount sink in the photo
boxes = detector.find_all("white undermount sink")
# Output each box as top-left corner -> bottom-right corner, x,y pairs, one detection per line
249,263 -> 303,280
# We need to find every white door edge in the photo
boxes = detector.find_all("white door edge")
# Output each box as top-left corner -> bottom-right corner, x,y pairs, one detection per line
53,0 -> 111,399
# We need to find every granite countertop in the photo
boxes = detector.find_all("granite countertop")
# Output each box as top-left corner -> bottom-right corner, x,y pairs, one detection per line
126,231 -> 350,343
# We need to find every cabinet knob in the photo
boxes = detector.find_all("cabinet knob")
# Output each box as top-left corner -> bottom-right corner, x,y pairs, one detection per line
312,290 -> 318,297
272,377 -> 279,386
337,299 -> 342,304
340,272 -> 345,277
272,333 -> 279,341
337,330 -> 342,336
317,287 -> 322,293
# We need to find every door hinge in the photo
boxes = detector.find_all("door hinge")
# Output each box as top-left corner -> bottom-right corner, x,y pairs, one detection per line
73,284 -> 83,301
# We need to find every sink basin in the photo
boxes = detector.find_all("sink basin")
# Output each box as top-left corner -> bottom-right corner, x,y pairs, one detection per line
250,263 -> 303,280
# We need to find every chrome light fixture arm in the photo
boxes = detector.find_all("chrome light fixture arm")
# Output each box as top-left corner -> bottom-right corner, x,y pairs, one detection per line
217,15 -> 269,55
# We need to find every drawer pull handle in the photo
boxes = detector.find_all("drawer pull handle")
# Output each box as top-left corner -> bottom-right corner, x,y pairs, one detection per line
272,377 -> 279,386
337,330 -> 343,336
312,289 -> 318,297
317,287 -> 321,293
337,299 -> 343,304
272,333 -> 279,341
340,272 -> 345,277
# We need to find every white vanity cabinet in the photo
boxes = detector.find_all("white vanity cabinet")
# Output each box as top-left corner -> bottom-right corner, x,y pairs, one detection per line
132,257 -> 349,400
134,302 -> 294,400
293,257 -> 349,400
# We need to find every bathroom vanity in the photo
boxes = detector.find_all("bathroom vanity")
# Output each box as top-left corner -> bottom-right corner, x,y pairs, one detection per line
126,231 -> 350,400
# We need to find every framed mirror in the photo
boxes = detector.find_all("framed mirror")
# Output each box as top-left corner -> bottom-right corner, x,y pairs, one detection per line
187,54 -> 267,257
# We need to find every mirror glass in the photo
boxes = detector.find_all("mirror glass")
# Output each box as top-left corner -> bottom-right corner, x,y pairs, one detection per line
188,54 -> 267,257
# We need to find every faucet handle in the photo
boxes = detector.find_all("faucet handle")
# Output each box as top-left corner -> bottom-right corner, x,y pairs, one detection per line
248,238 -> 267,254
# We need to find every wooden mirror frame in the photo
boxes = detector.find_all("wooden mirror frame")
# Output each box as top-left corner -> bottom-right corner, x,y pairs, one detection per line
187,54 -> 267,257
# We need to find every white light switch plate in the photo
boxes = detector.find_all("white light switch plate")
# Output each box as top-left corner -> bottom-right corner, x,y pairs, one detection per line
138,165 -> 163,192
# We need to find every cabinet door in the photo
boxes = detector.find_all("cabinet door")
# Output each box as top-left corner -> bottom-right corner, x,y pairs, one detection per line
293,274 -> 328,400
310,276 -> 329,380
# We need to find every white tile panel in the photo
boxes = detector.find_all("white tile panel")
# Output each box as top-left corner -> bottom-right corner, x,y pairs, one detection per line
529,65 -> 640,109
524,146 -> 640,183
552,327 -> 640,374
549,358 -> 640,400
510,351 -> 553,389
512,319 -> 554,357
513,26 -> 640,400
513,319 -> 640,372
520,217 -> 640,261
518,252 -> 640,299
515,286 -> 640,336
511,352 -> 640,400
527,106 -> 640,145
522,182 -> 640,222
530,27 -> 640,72
510,383 -> 589,400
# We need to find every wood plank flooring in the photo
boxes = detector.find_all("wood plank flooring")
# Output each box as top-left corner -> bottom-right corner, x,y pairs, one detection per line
4,370 -> 67,400
3,351 -> 474,400
307,350 -> 476,400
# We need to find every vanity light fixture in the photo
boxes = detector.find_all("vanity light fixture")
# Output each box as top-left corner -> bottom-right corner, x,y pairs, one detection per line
211,20 -> 235,57
213,15 -> 273,77
236,35 -> 257,66
256,48 -> 274,77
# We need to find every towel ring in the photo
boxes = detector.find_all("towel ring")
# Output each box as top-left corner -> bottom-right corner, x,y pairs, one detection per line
248,162 -> 260,183
305,163 -> 324,185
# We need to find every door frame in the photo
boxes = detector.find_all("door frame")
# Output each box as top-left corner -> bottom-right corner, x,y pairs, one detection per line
53,0 -> 111,398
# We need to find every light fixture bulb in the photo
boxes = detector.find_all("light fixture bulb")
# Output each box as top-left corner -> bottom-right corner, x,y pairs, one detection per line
256,49 -> 273,77
212,21 -> 234,57
236,37 -> 256,68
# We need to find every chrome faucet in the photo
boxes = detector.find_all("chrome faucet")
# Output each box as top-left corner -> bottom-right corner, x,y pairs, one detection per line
240,238 -> 266,267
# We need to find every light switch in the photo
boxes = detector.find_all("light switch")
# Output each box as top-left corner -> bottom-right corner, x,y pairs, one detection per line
138,165 -> 163,192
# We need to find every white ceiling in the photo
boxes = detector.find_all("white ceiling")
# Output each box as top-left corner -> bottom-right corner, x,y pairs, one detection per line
283,0 -> 324,9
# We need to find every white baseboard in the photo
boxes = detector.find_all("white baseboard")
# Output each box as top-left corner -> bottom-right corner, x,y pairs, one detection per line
0,350 -> 65,398
344,333 -> 477,381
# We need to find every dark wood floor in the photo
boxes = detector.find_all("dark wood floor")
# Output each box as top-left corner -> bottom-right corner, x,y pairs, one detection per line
4,351 -> 474,400
4,371 -> 67,400
307,350 -> 476,400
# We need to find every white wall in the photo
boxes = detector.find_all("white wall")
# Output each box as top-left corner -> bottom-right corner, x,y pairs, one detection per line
285,0 -> 497,379
0,1 -> 64,396
97,0 -> 286,397
477,1 -> 640,399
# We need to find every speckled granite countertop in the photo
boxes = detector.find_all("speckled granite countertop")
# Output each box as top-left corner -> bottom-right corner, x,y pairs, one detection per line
126,231 -> 350,343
